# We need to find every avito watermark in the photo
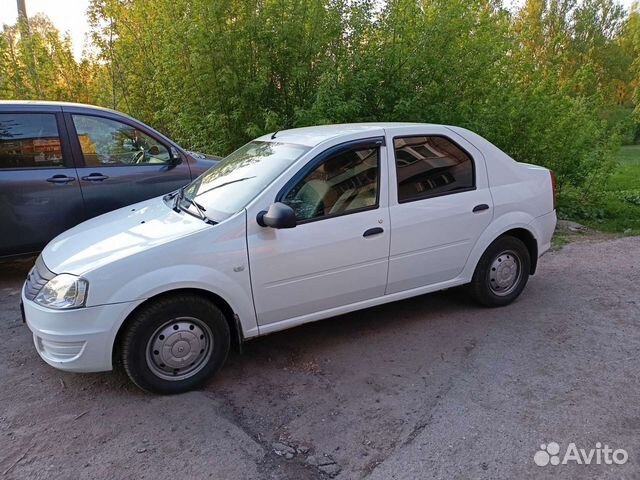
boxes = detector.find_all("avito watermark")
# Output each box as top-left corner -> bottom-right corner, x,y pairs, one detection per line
534,442 -> 628,467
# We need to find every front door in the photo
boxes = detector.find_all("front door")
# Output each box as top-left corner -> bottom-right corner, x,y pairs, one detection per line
247,140 -> 390,326
0,112 -> 84,256
66,113 -> 192,218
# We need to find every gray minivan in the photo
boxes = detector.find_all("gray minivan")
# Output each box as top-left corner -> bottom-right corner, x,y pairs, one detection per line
0,101 -> 218,257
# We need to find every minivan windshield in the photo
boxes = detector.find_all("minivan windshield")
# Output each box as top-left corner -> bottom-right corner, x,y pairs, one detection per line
181,140 -> 310,222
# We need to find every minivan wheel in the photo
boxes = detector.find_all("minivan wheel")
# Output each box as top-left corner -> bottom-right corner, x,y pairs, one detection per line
469,236 -> 531,307
121,294 -> 230,394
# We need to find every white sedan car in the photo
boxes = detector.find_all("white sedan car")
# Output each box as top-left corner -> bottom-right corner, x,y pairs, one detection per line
22,123 -> 556,393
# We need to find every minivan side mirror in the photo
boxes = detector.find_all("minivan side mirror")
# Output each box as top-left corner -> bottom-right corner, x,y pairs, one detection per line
257,202 -> 297,229
169,146 -> 182,166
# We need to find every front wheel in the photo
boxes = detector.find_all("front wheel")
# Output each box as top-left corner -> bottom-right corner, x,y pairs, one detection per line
469,236 -> 531,307
120,294 -> 230,394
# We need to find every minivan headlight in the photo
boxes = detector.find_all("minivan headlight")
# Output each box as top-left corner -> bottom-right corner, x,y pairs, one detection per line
34,274 -> 88,309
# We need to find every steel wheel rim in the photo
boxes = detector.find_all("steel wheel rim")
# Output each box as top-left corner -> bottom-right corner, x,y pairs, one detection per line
488,249 -> 522,297
145,316 -> 213,381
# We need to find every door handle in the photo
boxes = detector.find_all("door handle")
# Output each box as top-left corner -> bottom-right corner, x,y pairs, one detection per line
81,173 -> 110,182
472,204 -> 490,213
363,227 -> 384,237
46,174 -> 75,184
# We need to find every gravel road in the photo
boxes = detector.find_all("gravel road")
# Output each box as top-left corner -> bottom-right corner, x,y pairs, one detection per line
1,235 -> 639,479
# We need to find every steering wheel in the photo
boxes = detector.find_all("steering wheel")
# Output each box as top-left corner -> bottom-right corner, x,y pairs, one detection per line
133,150 -> 146,164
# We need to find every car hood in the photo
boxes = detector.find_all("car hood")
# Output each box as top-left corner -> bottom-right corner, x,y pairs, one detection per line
42,196 -> 210,275
186,150 -> 221,162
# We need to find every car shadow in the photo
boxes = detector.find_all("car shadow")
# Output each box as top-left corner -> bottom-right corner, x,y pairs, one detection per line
219,286 -> 476,375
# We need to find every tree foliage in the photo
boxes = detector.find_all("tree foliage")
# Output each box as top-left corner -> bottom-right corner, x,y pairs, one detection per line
1,0 -> 639,195
0,15 -> 109,103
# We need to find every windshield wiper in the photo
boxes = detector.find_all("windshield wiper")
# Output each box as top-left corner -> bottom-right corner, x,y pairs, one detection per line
172,176 -> 255,224
185,196 -> 210,221
175,187 -> 217,225
194,176 -> 256,199
172,189 -> 182,212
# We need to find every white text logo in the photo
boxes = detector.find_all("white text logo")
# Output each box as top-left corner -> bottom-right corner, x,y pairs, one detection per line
534,442 -> 628,467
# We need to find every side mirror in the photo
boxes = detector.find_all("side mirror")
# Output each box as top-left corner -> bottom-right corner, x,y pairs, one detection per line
257,202 -> 297,229
169,147 -> 182,166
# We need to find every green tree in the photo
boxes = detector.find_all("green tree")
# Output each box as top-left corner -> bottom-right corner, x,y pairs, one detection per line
1,0 -> 637,197
0,14 -> 107,102
623,3 -> 640,120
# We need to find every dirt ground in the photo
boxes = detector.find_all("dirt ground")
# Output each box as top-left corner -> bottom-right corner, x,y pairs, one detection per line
1,234 -> 639,479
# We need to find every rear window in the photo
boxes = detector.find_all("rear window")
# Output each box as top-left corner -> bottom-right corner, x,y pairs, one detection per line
0,114 -> 64,169
394,136 -> 474,202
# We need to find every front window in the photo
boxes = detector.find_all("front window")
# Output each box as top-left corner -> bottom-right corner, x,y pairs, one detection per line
281,146 -> 379,221
72,115 -> 171,166
182,140 -> 310,222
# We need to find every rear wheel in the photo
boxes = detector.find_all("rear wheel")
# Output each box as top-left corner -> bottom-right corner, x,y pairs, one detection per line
121,294 -> 230,394
469,236 -> 531,307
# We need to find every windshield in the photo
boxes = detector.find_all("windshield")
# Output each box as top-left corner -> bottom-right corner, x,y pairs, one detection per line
181,140 -> 310,222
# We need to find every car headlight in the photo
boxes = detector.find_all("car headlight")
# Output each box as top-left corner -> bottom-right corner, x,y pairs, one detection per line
34,274 -> 88,309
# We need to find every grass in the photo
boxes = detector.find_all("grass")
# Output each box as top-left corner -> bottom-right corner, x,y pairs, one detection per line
614,145 -> 640,166
551,233 -> 571,250
608,145 -> 640,190
560,145 -> 640,235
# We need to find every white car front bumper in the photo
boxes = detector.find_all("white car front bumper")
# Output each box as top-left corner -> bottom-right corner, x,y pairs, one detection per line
22,291 -> 141,373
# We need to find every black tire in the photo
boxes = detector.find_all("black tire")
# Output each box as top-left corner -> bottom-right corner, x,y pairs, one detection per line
121,294 -> 230,394
469,235 -> 531,307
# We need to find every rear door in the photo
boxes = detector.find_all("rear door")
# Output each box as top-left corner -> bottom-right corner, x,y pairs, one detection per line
64,110 -> 192,218
386,127 -> 493,293
0,109 -> 84,256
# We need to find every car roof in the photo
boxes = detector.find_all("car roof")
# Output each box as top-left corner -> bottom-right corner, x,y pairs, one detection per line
0,100 -> 141,123
0,100 -> 190,151
1,104 -> 451,149
255,123 -> 448,147
0,100 -> 124,115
